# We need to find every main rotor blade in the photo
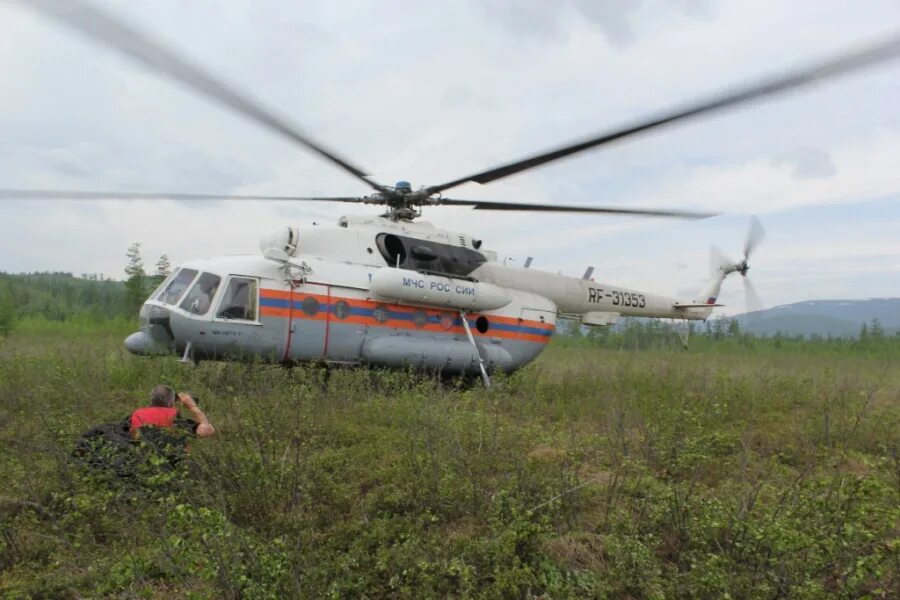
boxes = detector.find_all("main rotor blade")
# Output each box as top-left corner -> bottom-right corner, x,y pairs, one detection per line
438,198 -> 715,219
428,31 -> 900,194
0,189 -> 366,203
18,0 -> 383,192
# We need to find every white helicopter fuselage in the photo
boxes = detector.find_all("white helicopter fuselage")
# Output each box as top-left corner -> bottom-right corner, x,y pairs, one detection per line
126,215 -> 722,375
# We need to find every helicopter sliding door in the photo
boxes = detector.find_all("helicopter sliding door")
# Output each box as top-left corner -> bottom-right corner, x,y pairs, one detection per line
282,282 -> 328,362
321,286 -> 365,363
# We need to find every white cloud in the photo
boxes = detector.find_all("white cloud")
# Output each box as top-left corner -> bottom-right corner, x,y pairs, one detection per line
771,147 -> 836,180
633,132 -> 900,214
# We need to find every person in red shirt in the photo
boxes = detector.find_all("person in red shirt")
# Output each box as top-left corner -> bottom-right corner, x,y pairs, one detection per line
130,384 -> 215,438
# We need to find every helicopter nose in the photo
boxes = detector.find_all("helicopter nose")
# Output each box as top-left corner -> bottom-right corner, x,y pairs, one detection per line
124,331 -> 170,356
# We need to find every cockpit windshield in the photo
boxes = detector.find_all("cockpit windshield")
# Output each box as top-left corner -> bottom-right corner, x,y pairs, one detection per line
147,271 -> 176,301
179,272 -> 222,315
156,268 -> 198,305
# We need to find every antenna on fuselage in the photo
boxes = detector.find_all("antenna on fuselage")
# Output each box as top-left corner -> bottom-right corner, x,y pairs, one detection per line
524,257 -> 533,268
582,266 -> 594,280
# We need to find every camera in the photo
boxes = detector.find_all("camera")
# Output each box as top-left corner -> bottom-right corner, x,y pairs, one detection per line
177,392 -> 199,405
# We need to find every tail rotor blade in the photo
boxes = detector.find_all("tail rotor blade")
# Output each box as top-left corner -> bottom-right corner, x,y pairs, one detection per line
743,277 -> 764,313
744,216 -> 765,260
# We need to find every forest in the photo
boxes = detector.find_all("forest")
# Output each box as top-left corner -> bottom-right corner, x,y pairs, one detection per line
0,244 -> 168,336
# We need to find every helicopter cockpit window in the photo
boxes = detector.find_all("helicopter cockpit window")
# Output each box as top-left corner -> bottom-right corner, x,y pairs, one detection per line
179,272 -> 221,316
148,271 -> 176,301
156,268 -> 198,305
216,277 -> 258,322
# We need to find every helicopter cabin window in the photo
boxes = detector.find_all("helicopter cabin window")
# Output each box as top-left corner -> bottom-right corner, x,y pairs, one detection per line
300,296 -> 319,316
216,277 -> 259,321
333,300 -> 351,319
157,268 -> 198,305
179,272 -> 221,316
373,304 -> 390,323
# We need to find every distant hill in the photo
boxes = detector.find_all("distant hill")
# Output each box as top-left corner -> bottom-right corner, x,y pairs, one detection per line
732,298 -> 900,338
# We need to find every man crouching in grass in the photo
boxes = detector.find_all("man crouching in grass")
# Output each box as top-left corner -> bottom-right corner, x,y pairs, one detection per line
131,384 -> 216,438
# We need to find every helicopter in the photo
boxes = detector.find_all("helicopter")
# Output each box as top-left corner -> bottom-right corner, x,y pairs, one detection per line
5,1 -> 900,385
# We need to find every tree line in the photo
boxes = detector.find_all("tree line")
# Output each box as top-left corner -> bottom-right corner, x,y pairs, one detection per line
0,243 -> 168,336
1,245 -> 897,356
555,315 -> 900,355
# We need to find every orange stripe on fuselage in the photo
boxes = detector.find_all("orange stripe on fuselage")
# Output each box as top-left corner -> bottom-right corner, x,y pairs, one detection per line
258,287 -> 554,344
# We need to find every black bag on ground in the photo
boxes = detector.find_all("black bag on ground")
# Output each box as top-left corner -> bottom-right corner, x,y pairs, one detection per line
71,416 -> 193,478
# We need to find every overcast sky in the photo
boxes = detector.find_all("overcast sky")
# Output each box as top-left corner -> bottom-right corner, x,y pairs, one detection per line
1,0 -> 899,315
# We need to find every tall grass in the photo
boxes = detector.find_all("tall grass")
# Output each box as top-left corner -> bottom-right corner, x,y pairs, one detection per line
10,314 -> 136,337
1,327 -> 898,598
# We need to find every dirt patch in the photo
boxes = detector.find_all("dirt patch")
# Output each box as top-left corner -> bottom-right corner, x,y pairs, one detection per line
528,445 -> 564,460
543,532 -> 606,571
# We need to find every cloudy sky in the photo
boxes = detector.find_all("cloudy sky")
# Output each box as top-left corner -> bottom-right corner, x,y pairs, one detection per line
1,0 -> 899,315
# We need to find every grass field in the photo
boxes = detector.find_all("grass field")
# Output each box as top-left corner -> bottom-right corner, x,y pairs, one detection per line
1,326 -> 898,599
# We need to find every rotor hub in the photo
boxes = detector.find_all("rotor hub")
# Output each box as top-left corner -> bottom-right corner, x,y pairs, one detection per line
364,181 -> 445,220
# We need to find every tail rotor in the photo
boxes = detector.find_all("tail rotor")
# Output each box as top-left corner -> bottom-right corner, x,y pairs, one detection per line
717,217 -> 765,313
739,217 -> 765,313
